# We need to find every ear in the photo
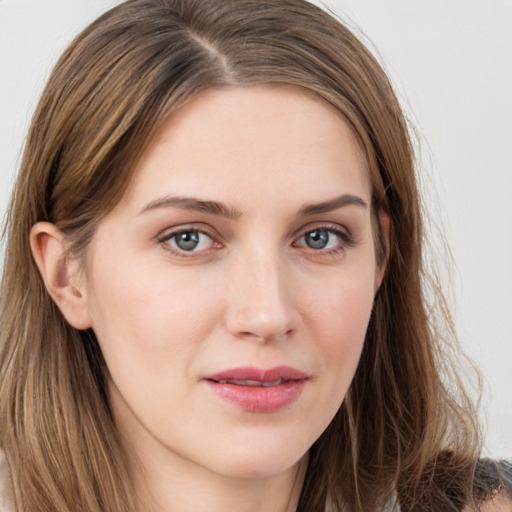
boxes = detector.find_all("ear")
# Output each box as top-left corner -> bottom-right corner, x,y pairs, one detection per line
30,222 -> 93,330
375,212 -> 390,289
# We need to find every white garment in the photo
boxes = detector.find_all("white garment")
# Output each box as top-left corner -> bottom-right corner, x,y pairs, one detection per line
0,452 -> 13,512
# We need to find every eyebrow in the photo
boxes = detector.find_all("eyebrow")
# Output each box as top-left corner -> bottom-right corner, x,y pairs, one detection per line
138,193 -> 367,219
298,194 -> 368,215
138,195 -> 243,219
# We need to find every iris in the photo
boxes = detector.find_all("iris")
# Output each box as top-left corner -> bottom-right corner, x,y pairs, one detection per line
305,229 -> 330,249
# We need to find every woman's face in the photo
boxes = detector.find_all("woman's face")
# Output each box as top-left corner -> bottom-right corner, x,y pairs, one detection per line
80,87 -> 383,480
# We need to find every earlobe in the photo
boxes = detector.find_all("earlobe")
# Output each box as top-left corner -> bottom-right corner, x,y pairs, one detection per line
30,222 -> 93,330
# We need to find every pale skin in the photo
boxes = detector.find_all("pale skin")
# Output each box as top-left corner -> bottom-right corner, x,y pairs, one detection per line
31,87 -> 388,512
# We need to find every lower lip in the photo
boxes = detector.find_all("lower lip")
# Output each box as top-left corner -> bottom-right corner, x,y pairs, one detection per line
204,379 -> 307,413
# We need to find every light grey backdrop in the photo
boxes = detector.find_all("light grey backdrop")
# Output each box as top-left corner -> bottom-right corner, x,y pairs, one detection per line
1,0 -> 511,457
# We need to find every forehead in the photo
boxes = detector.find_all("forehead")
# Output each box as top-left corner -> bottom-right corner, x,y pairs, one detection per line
119,86 -> 371,212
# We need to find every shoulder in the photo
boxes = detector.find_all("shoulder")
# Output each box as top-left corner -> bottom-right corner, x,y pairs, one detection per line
0,452 -> 14,512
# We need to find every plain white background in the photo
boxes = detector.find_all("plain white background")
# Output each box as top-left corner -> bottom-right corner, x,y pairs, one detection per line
0,0 -> 511,458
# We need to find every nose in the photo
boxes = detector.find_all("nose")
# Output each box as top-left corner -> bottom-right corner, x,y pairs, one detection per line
225,251 -> 298,343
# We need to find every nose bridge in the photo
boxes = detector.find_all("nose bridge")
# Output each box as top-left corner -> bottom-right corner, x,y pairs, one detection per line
226,244 -> 296,341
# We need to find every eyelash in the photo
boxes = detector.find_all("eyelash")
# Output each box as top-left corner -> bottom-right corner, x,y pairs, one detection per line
158,227 -> 219,257
157,224 -> 355,258
293,224 -> 355,256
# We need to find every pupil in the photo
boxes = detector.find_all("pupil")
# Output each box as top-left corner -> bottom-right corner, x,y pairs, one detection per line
306,230 -> 329,249
176,232 -> 199,251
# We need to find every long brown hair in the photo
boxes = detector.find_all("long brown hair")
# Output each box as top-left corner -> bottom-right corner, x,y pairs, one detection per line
0,1 -> 481,510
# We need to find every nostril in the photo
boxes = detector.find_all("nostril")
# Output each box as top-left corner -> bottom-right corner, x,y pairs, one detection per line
234,328 -> 294,343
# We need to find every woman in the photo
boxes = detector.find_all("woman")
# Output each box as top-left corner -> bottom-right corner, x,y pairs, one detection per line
0,0 -> 497,510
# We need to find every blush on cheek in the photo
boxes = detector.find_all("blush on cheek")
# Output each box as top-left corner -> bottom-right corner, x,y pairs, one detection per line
318,282 -> 375,364
327,281 -> 375,327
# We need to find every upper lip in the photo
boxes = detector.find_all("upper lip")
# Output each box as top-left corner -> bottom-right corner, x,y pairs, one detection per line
204,366 -> 308,383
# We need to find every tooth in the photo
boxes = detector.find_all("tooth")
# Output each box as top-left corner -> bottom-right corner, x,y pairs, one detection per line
215,378 -> 286,387
262,379 -> 283,387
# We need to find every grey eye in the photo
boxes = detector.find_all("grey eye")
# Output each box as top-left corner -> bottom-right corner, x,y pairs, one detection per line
174,231 -> 200,251
304,229 -> 330,249
166,230 -> 213,252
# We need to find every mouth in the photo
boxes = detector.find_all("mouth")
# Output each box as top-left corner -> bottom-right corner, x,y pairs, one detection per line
213,378 -> 289,387
203,366 -> 308,413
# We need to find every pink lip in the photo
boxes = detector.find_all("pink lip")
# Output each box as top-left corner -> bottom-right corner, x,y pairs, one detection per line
203,366 -> 308,413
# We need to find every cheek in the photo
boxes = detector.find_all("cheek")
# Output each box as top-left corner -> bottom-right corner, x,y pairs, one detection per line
304,267 -> 376,394
308,268 -> 375,347
85,257 -> 221,377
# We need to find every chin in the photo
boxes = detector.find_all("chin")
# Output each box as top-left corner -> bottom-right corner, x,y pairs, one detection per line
201,434 -> 310,480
